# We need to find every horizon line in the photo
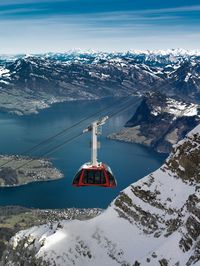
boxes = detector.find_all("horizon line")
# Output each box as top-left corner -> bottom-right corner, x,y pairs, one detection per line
1,47 -> 200,56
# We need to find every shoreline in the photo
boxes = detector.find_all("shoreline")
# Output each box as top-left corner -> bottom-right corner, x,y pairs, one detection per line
0,95 -> 140,117
0,174 -> 64,189
0,155 -> 63,188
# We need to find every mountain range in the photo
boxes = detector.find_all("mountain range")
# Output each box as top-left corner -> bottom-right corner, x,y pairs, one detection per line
0,50 -> 200,265
0,49 -> 200,115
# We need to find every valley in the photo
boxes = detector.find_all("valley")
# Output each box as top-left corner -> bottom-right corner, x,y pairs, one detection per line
0,49 -> 200,115
0,49 -> 199,265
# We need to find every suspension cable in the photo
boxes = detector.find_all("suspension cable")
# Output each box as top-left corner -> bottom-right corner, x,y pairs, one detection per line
14,97 -> 141,171
15,132 -> 84,171
0,95 -> 139,169
1,60 -> 194,172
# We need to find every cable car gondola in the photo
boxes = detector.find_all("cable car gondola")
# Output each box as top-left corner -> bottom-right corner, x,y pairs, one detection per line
72,116 -> 117,188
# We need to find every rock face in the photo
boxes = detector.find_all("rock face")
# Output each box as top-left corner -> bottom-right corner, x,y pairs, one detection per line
109,92 -> 200,153
0,50 -> 200,115
167,61 -> 200,102
2,124 -> 200,266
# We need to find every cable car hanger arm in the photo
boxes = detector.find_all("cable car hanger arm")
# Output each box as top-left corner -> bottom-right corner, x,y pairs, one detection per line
83,116 -> 109,133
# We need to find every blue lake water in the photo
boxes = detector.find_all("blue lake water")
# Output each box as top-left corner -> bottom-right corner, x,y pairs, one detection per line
0,97 -> 166,209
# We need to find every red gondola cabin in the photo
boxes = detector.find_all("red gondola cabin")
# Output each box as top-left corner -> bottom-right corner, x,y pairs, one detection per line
72,162 -> 117,187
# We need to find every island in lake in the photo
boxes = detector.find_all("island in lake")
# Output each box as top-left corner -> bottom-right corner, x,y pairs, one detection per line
0,155 -> 63,187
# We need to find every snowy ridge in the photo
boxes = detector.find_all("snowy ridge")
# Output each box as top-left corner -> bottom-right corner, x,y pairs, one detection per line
129,48 -> 200,57
1,48 -> 199,58
0,67 -> 10,78
151,97 -> 199,117
4,125 -> 200,265
166,98 -> 198,117
109,91 -> 200,154
0,49 -> 200,115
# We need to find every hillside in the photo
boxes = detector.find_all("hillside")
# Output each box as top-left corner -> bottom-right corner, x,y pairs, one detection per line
2,124 -> 200,265
0,54 -> 164,115
0,206 -> 101,261
109,92 -> 200,153
0,49 -> 200,115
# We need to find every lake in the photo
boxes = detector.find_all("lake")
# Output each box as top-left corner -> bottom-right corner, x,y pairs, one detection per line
0,97 -> 166,209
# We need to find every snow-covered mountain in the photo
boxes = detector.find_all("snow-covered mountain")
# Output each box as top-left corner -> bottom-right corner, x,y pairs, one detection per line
1,48 -> 200,67
3,124 -> 200,265
0,49 -> 200,115
166,61 -> 200,101
0,55 -> 165,115
109,92 -> 200,153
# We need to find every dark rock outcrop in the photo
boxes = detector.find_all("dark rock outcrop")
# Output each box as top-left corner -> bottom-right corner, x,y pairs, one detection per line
109,92 -> 200,153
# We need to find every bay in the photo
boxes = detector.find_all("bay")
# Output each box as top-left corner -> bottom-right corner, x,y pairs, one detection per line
0,97 -> 166,209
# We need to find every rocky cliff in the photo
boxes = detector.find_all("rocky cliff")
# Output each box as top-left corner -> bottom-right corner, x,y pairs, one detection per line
109,92 -> 200,153
2,124 -> 200,265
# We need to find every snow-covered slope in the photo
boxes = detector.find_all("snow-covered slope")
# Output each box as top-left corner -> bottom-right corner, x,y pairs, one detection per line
0,54 -> 166,115
3,125 -> 200,265
0,49 -> 200,115
129,48 -> 200,57
109,92 -> 200,153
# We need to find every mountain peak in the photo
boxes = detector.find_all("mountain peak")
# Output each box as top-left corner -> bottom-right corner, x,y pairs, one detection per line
129,48 -> 200,57
107,92 -> 200,153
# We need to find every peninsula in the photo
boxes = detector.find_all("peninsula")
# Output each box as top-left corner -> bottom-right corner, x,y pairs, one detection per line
0,155 -> 63,187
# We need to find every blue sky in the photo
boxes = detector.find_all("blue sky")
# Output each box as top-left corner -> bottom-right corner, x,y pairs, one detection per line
0,0 -> 200,53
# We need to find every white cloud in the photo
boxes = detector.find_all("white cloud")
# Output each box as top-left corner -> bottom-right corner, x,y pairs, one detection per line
0,16 -> 199,54
0,3 -> 199,53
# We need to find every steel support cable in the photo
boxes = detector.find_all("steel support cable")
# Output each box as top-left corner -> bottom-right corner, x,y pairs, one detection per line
14,97 -> 141,171
0,95 -> 138,169
15,132 -> 84,171
1,61 -> 193,168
